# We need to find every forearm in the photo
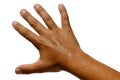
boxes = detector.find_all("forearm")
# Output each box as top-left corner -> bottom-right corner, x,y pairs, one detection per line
62,49 -> 120,80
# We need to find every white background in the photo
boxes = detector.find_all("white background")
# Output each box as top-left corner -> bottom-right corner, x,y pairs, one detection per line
0,0 -> 120,80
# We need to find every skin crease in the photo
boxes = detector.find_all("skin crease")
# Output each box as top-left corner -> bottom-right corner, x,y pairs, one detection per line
12,3 -> 120,80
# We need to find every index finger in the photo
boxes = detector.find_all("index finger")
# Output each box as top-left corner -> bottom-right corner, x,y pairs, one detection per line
34,4 -> 58,30
12,21 -> 42,48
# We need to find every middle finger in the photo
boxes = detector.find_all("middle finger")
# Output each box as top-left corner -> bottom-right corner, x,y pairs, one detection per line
20,9 -> 47,35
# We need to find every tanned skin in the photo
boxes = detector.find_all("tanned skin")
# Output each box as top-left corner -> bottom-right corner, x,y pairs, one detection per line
12,4 -> 120,80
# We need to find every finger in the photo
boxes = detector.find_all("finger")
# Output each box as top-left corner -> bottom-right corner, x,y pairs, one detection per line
58,4 -> 71,30
58,4 -> 80,46
12,21 -> 41,48
15,61 -> 46,74
45,67 -> 61,72
34,4 -> 58,30
20,9 -> 47,34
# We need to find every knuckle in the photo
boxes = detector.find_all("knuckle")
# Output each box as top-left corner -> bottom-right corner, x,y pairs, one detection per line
23,12 -> 40,27
62,14 -> 68,20
43,13 -> 51,22
22,29 -> 31,37
61,16 -> 68,22
29,19 -> 39,27
40,10 -> 51,22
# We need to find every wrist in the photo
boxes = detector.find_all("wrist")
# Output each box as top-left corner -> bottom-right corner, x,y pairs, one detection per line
59,47 -> 85,71
60,48 -> 120,80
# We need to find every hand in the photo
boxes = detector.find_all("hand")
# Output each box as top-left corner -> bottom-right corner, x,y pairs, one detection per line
12,3 -> 120,80
13,4 -> 80,74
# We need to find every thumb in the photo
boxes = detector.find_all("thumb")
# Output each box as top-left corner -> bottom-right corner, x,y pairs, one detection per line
15,61 -> 46,74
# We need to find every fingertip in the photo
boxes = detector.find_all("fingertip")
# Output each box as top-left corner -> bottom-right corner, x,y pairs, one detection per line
12,21 -> 18,27
58,3 -> 64,9
15,68 -> 23,74
20,9 -> 27,15
34,3 -> 41,9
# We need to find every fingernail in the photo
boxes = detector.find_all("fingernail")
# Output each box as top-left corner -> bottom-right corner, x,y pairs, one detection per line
59,4 -> 64,9
20,9 -> 27,15
12,21 -> 18,26
15,68 -> 23,74
34,4 -> 41,9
